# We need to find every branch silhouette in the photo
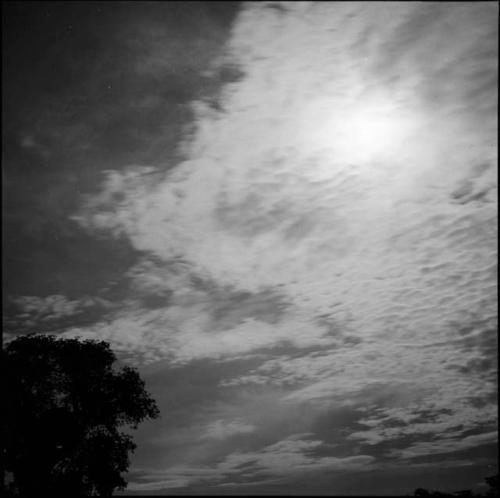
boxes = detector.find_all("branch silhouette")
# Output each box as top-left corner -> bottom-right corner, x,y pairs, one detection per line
3,334 -> 159,496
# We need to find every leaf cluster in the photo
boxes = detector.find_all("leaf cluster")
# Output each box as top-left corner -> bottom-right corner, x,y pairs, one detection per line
3,334 -> 159,496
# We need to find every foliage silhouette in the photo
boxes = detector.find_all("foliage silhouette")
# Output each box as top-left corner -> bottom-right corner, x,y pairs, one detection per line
3,334 -> 159,496
485,474 -> 498,497
413,473 -> 498,498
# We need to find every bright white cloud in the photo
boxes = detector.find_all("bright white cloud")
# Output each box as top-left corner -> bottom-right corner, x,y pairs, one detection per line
71,0 -> 497,464
74,1 -> 497,338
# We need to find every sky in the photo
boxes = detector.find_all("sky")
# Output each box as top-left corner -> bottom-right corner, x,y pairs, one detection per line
2,1 -> 498,495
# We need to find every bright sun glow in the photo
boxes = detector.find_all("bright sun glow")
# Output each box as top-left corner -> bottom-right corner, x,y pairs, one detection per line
338,101 -> 416,163
305,96 -> 417,164
345,108 -> 400,156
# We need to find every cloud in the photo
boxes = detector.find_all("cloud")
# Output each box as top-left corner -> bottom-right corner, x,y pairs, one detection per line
57,255 -> 338,364
69,0 -> 497,470
203,419 -> 256,440
4,294 -> 111,336
126,476 -> 191,491
127,435 -> 375,491
11,294 -> 84,317
347,406 -> 497,447
389,430 -> 498,460
73,1 -> 497,340
59,303 -> 334,365
216,435 -> 375,477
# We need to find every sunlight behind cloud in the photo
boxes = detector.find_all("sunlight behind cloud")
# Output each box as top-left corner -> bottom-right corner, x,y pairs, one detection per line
305,93 -> 420,165
5,1 -> 498,494
73,1 -> 497,351
72,2 -> 497,483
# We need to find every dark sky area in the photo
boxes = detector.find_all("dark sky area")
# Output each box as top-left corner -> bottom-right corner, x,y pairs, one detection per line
3,1 -> 240,300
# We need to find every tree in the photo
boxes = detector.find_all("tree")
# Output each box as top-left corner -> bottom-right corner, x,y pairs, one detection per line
3,334 -> 160,496
412,475 -> 499,498
414,488 -> 432,497
484,474 -> 498,497
453,491 -> 474,498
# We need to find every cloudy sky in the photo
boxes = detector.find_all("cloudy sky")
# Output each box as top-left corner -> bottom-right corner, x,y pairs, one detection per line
3,1 -> 498,495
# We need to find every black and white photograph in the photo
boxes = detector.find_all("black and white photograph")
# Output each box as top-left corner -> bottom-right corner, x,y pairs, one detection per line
2,1 -> 498,496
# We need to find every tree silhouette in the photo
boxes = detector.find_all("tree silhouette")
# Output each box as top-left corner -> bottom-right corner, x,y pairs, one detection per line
484,474 -> 498,497
412,474 -> 499,498
3,334 -> 160,496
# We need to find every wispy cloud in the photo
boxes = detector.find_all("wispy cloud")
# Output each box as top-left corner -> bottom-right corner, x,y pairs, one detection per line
73,1 -> 497,356
59,303 -> 334,365
64,1 -> 498,485
4,294 -> 111,336
203,419 -> 256,440
127,435 -> 375,491
390,430 -> 498,460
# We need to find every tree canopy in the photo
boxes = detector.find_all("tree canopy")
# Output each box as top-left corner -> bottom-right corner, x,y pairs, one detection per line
413,474 -> 498,498
3,334 -> 160,496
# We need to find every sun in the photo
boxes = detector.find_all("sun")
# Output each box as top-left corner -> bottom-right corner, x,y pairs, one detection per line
345,108 -> 399,156
339,100 -> 416,162
304,95 -> 417,164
